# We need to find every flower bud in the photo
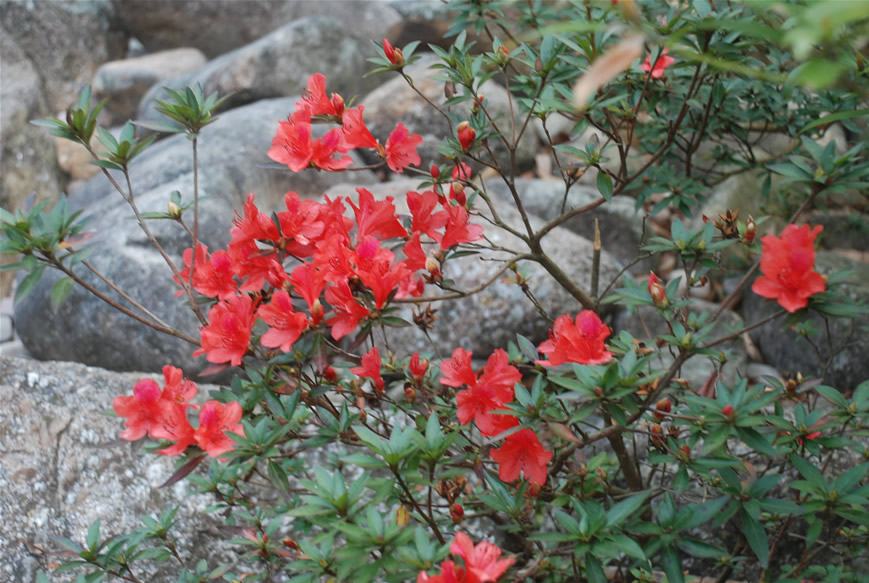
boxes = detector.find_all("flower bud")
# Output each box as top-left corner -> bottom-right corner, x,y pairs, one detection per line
430,164 -> 441,180
331,93 -> 345,117
409,352 -> 429,383
449,182 -> 466,206
310,299 -> 324,326
404,385 -> 417,403
457,121 -> 475,151
648,271 -> 669,309
383,39 -> 404,66
497,45 -> 511,63
677,443 -> 691,463
722,404 -> 735,419
322,365 -> 337,382
654,398 -> 672,420
743,216 -> 756,244
450,503 -> 464,523
649,423 -> 664,447
168,200 -> 182,218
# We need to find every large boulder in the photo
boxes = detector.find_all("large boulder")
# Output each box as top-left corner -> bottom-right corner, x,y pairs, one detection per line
358,55 -> 540,175
93,48 -> 208,124
0,356 -> 233,583
112,0 -> 401,58
743,251 -> 869,390
14,97 -> 377,376
326,179 -> 621,357
137,17 -> 382,123
0,27 -> 66,296
484,178 -> 652,273
0,0 -> 127,112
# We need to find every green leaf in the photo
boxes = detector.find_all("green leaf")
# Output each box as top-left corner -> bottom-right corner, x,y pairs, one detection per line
86,518 -> 101,551
15,265 -> 45,304
800,109 -> 869,134
267,460 -> 292,500
659,544 -> 684,583
741,509 -> 769,568
596,171 -> 613,201
133,119 -> 185,134
49,277 -> 74,311
790,454 -> 827,490
606,491 -> 649,528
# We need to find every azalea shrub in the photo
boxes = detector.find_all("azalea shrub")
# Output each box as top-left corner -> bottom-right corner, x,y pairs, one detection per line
4,1 -> 869,582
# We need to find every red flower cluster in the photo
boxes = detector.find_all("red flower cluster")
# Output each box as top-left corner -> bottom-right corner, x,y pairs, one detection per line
536,310 -> 613,367
418,532 -> 514,583
268,73 -> 421,174
751,223 -> 826,313
442,348 -> 552,485
113,366 -> 244,458
351,347 -> 385,393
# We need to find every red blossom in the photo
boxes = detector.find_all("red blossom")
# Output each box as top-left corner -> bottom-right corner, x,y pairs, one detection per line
310,127 -> 354,171
383,123 -> 423,173
268,110 -> 315,172
258,290 -> 309,352
276,191 -> 326,257
341,106 -> 378,150
441,205 -> 484,250
450,532 -> 515,582
349,188 -> 407,241
457,121 -> 475,151
490,428 -> 553,486
194,400 -> 244,458
351,347 -> 385,393
194,294 -> 257,367
640,49 -> 676,79
160,365 -> 197,404
298,73 -> 342,118
441,347 -> 478,388
407,190 -> 448,243
289,263 -> 328,314
231,193 -> 280,245
452,162 -> 472,181
325,279 -> 370,340
751,224 -> 826,313
151,403 -> 197,457
536,311 -> 613,367
113,379 -> 166,441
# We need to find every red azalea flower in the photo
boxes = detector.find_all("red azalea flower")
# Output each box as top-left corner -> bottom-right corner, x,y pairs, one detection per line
231,193 -> 280,245
457,383 -> 519,437
325,279 -> 370,340
402,232 -> 428,272
536,311 -> 614,367
349,188 -> 407,241
751,224 -> 826,313
194,294 -> 257,367
441,347 -> 478,388
298,73 -> 342,118
276,191 -> 326,256
640,49 -> 676,79
383,123 -> 423,173
268,110 -> 314,172
152,402 -> 197,457
407,190 -> 448,243
177,244 -> 237,300
113,378 -> 166,441
450,532 -> 515,582
258,290 -> 309,352
341,106 -> 378,149
490,428 -> 553,486
227,239 -> 284,293
441,205 -> 484,250
418,560 -> 466,583
289,262 -> 328,314
310,127 -> 354,171
351,347 -> 385,392
194,400 -> 244,458
457,121 -> 475,151
160,365 -> 197,404
797,420 -> 825,446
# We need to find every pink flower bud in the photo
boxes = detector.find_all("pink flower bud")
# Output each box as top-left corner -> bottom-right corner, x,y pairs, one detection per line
648,271 -> 669,309
457,121 -> 475,151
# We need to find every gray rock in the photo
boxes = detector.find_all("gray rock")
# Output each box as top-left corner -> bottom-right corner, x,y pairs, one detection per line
93,48 -> 208,124
483,178 -> 651,272
0,356 -> 233,583
0,27 -> 66,296
14,97 -> 376,375
113,0 -> 401,58
327,178 -> 620,357
613,299 -> 749,390
743,251 -> 869,390
0,0 -> 127,112
137,17 -> 382,123
807,209 -> 869,252
358,55 -> 540,176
